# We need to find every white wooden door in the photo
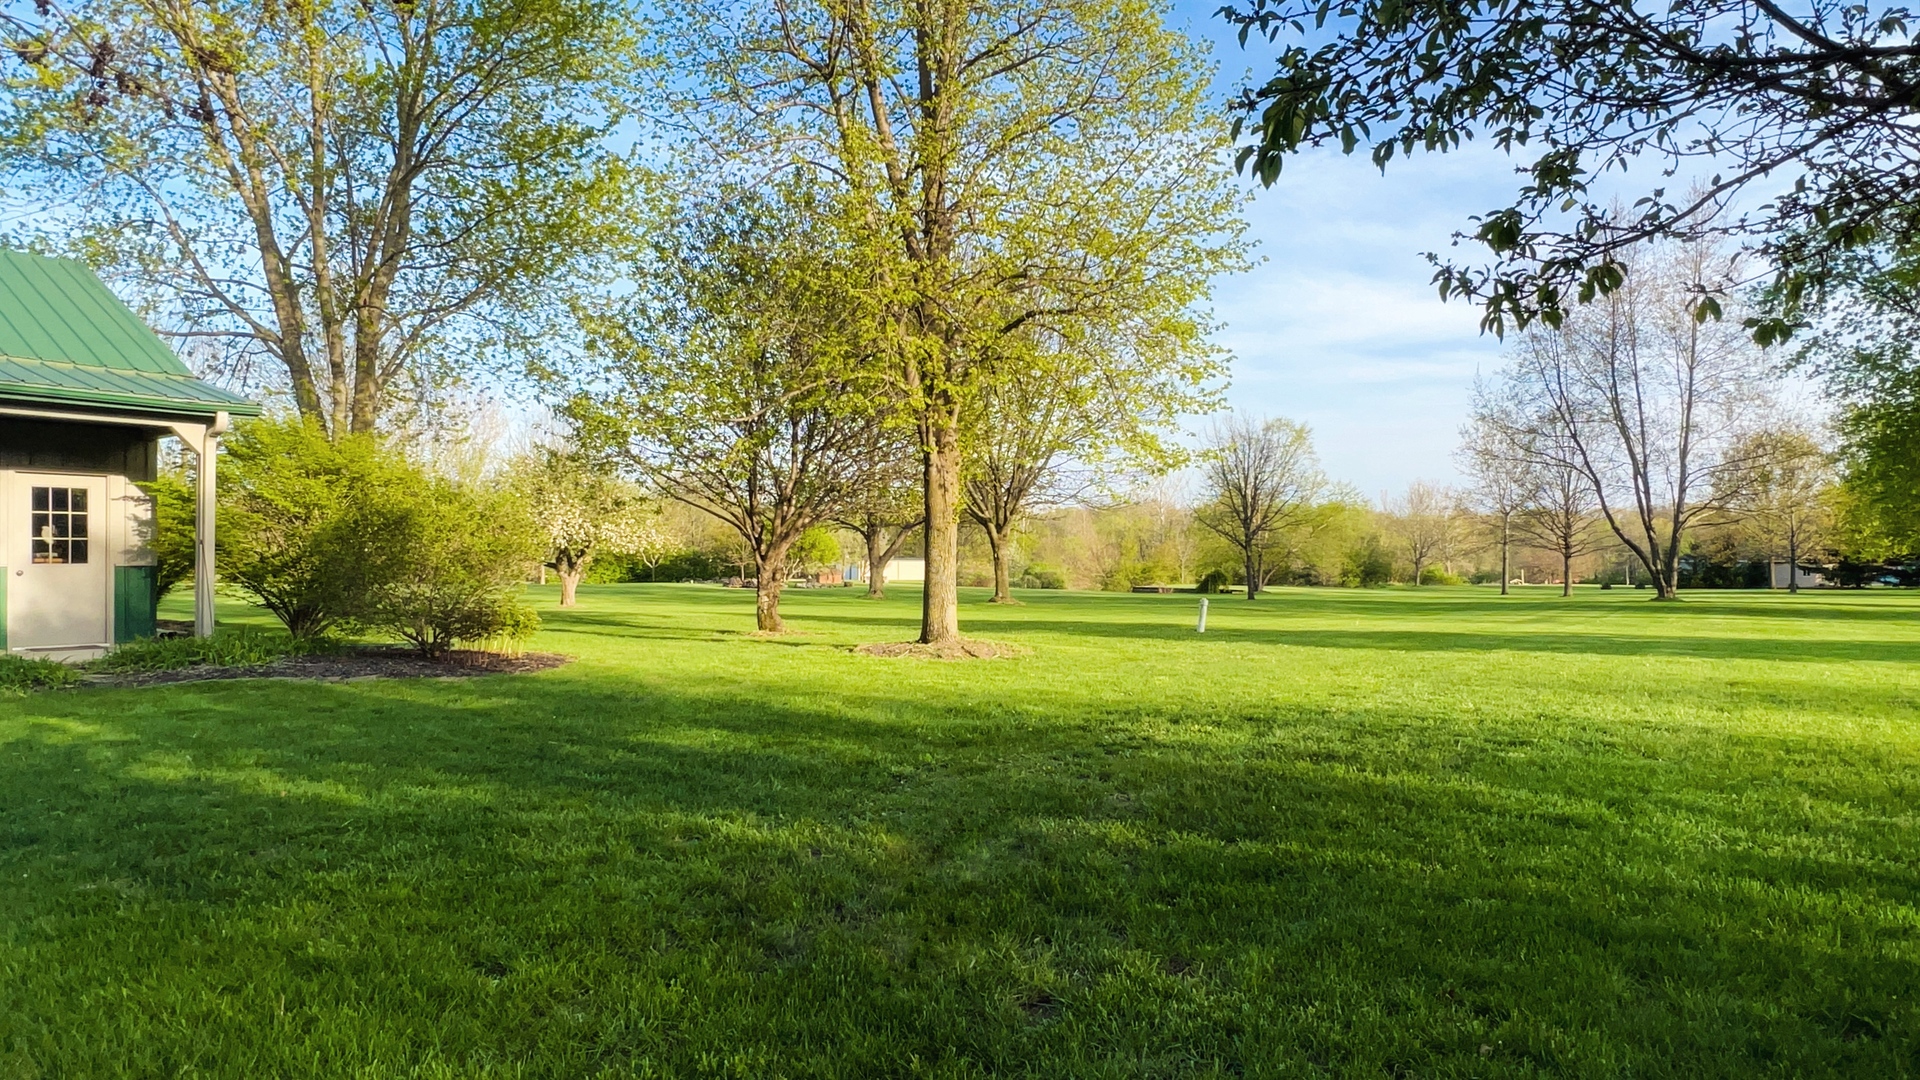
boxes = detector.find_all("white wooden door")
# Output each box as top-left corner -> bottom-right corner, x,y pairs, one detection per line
10,473 -> 109,651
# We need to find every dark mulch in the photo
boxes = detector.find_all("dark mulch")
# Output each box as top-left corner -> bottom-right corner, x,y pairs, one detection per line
88,648 -> 572,688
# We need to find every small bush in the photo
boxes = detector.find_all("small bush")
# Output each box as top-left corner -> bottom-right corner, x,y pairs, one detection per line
219,418 -> 415,639
88,628 -> 330,674
1419,566 -> 1467,586
346,480 -> 543,658
0,654 -> 84,695
1016,566 -> 1067,590
1195,569 -> 1231,594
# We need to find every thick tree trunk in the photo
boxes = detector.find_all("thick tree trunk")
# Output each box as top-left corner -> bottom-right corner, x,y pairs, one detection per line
756,546 -> 791,633
555,549 -> 589,606
920,419 -> 962,645
1653,558 -> 1678,599
865,529 -> 888,599
1561,551 -> 1572,597
1412,557 -> 1425,586
987,526 -> 1016,603
1244,550 -> 1258,600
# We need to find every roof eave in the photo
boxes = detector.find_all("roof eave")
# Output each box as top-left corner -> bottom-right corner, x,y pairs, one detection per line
0,382 -> 263,421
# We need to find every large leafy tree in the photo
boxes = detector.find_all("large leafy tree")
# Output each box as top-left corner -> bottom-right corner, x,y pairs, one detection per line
665,0 -> 1244,647
1775,242 -> 1920,561
0,0 -> 642,435
1221,0 -> 1920,335
562,188 -> 891,633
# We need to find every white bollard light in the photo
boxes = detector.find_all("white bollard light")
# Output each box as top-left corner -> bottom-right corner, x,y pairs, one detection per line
1197,597 -> 1209,633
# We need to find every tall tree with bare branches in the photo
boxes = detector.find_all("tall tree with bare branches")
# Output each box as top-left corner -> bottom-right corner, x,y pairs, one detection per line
1194,416 -> 1328,599
1459,395 -> 1540,595
1515,463 -> 1602,597
1494,240 -> 1769,598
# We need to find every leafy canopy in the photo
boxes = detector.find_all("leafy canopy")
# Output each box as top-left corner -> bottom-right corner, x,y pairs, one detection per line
1220,0 -> 1920,337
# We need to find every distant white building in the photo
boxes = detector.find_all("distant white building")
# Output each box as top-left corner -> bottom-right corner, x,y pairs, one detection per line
883,557 -> 925,583
1770,560 -> 1826,590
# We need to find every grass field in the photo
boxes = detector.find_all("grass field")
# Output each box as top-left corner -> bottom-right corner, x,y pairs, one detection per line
3,583 -> 1919,1078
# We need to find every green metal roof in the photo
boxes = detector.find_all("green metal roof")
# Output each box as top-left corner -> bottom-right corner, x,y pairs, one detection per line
0,250 -> 260,419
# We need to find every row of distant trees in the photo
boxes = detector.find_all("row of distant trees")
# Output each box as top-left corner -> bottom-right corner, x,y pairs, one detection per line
1194,236 -> 1867,601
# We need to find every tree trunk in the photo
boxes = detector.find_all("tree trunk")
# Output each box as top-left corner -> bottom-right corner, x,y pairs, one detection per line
1653,557 -> 1678,599
1244,549 -> 1258,600
756,546 -> 791,633
1561,551 -> 1572,597
560,568 -> 583,607
1787,532 -> 1799,594
987,525 -> 1016,603
865,528 -> 888,599
920,418 -> 962,645
1500,517 -> 1511,596
1412,556 -> 1424,586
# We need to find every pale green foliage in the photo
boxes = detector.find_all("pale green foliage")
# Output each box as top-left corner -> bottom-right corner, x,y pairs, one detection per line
135,468 -> 196,603
562,185 -> 890,630
218,418 -> 413,638
1720,427 -> 1838,576
662,0 -> 1249,640
343,479 -> 542,657
789,527 -> 842,574
0,0 -> 646,432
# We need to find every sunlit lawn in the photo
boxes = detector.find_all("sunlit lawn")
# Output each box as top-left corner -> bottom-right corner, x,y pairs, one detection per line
3,582 -> 1918,1077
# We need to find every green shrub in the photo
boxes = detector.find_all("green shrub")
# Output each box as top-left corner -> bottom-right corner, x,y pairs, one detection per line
1340,535 -> 1394,587
1016,566 -> 1067,590
219,418 -> 414,639
1419,566 -> 1467,586
1195,568 -> 1231,594
136,469 -> 197,604
789,527 -> 841,575
88,628 -> 331,674
0,654 -> 84,695
346,480 -> 542,658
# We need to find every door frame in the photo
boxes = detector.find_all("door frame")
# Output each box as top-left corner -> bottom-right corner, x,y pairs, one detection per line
6,468 -> 114,654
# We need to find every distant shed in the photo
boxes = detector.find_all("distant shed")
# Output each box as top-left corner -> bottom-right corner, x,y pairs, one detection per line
0,250 -> 259,658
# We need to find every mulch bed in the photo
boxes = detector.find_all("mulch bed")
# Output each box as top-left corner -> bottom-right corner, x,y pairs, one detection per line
88,648 -> 572,688
854,638 -> 1026,660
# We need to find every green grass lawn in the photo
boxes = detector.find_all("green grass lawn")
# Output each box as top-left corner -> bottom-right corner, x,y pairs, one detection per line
4,583 -> 1919,1078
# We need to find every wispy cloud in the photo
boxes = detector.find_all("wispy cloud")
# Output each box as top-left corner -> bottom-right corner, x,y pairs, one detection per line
1170,1 -> 1535,494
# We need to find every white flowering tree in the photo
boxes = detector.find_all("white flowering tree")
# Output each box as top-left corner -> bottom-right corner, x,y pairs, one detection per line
509,449 -> 664,607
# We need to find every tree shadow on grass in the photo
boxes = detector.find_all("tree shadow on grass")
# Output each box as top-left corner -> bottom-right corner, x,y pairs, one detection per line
781,607 -> 1920,664
1,673 -> 1917,1075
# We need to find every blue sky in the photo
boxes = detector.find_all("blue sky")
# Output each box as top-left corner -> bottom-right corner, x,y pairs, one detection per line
1173,2 -> 1520,497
